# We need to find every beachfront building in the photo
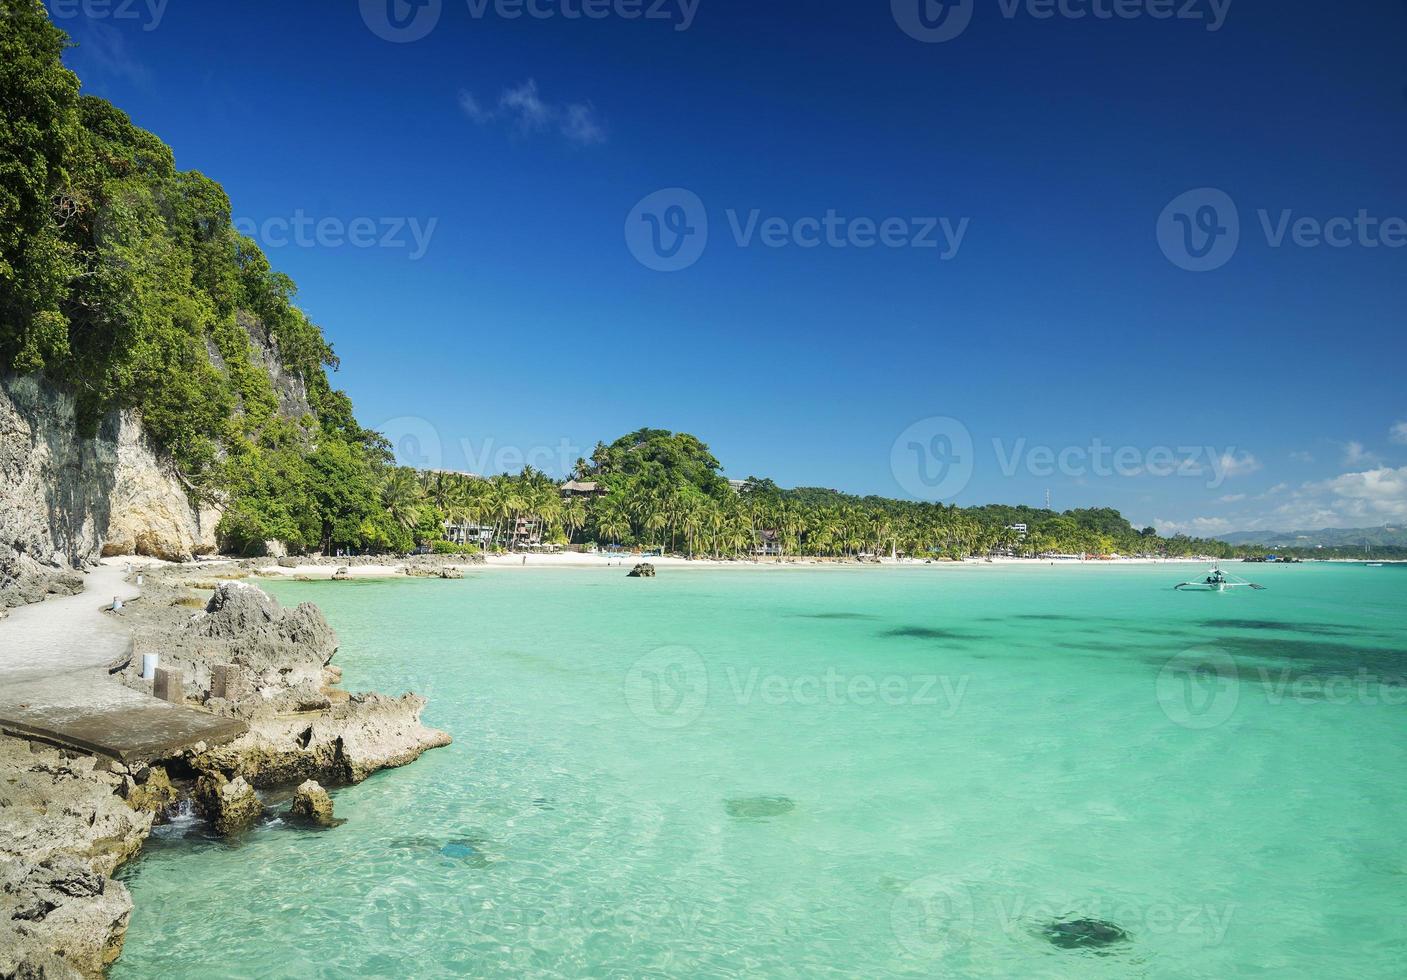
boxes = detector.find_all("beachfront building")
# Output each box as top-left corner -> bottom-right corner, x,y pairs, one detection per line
444,521 -> 492,547
560,480 -> 607,499
752,529 -> 782,557
508,517 -> 542,548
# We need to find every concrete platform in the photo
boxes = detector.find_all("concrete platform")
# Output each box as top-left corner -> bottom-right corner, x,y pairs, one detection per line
0,673 -> 247,764
0,561 -> 248,764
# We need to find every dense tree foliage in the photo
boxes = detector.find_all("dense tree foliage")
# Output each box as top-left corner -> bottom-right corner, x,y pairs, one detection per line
1,2 -> 393,555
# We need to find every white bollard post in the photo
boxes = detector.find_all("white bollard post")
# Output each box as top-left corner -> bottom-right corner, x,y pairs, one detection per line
142,653 -> 160,681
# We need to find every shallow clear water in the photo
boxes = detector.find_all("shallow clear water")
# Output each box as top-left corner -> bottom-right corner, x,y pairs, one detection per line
116,563 -> 1407,978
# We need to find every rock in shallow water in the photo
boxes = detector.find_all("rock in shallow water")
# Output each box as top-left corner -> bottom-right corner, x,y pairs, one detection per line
724,796 -> 795,819
194,773 -> 263,836
289,780 -> 337,827
1042,917 -> 1130,950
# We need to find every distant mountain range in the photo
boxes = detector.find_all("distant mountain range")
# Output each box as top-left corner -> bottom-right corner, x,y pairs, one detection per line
1222,526 -> 1407,548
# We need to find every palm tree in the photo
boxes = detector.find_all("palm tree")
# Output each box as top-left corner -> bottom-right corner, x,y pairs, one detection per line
381,468 -> 426,539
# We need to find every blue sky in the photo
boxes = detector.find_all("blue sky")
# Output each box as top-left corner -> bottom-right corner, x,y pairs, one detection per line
51,0 -> 1407,534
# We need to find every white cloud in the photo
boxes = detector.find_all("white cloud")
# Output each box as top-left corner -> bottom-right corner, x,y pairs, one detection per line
1154,516 -> 1234,536
1341,441 -> 1379,467
560,103 -> 606,145
1390,421 -> 1407,445
1288,450 -> 1314,463
458,79 -> 607,146
500,79 -> 554,133
1161,464 -> 1407,536
1312,466 -> 1407,522
457,90 -> 493,124
1217,451 -> 1261,478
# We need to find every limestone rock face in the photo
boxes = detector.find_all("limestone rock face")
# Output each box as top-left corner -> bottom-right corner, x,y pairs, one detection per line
101,414 -> 219,561
0,373 -> 219,618
289,780 -> 336,826
193,773 -> 262,836
628,563 -> 656,578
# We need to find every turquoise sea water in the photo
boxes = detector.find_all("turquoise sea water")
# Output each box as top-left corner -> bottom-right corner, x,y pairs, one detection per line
116,563 -> 1407,978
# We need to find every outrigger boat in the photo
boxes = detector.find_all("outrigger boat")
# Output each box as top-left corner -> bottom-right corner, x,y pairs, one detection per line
1174,565 -> 1265,593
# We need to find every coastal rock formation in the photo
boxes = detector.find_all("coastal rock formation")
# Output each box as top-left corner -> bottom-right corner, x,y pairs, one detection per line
193,773 -> 263,836
191,692 -> 451,787
0,552 -> 84,621
289,780 -> 336,826
0,373 -> 218,618
628,563 -> 656,578
100,412 -> 220,561
0,739 -> 153,978
120,767 -> 177,816
121,574 -> 451,789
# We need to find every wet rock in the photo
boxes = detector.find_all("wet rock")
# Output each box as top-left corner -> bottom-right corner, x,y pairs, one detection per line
331,567 -> 350,581
1042,917 -> 1130,950
439,567 -> 463,579
193,773 -> 262,835
122,766 -> 177,816
0,738 -> 151,978
628,563 -> 656,578
724,796 -> 795,819
289,780 -> 336,826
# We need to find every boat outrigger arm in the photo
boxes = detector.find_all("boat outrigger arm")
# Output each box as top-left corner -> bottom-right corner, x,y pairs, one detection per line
1175,566 -> 1266,592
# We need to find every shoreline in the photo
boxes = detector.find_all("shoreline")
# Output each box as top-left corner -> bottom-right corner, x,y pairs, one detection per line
234,552 -> 1231,580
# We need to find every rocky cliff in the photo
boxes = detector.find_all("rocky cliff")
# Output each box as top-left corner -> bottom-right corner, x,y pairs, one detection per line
0,373 -> 219,618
